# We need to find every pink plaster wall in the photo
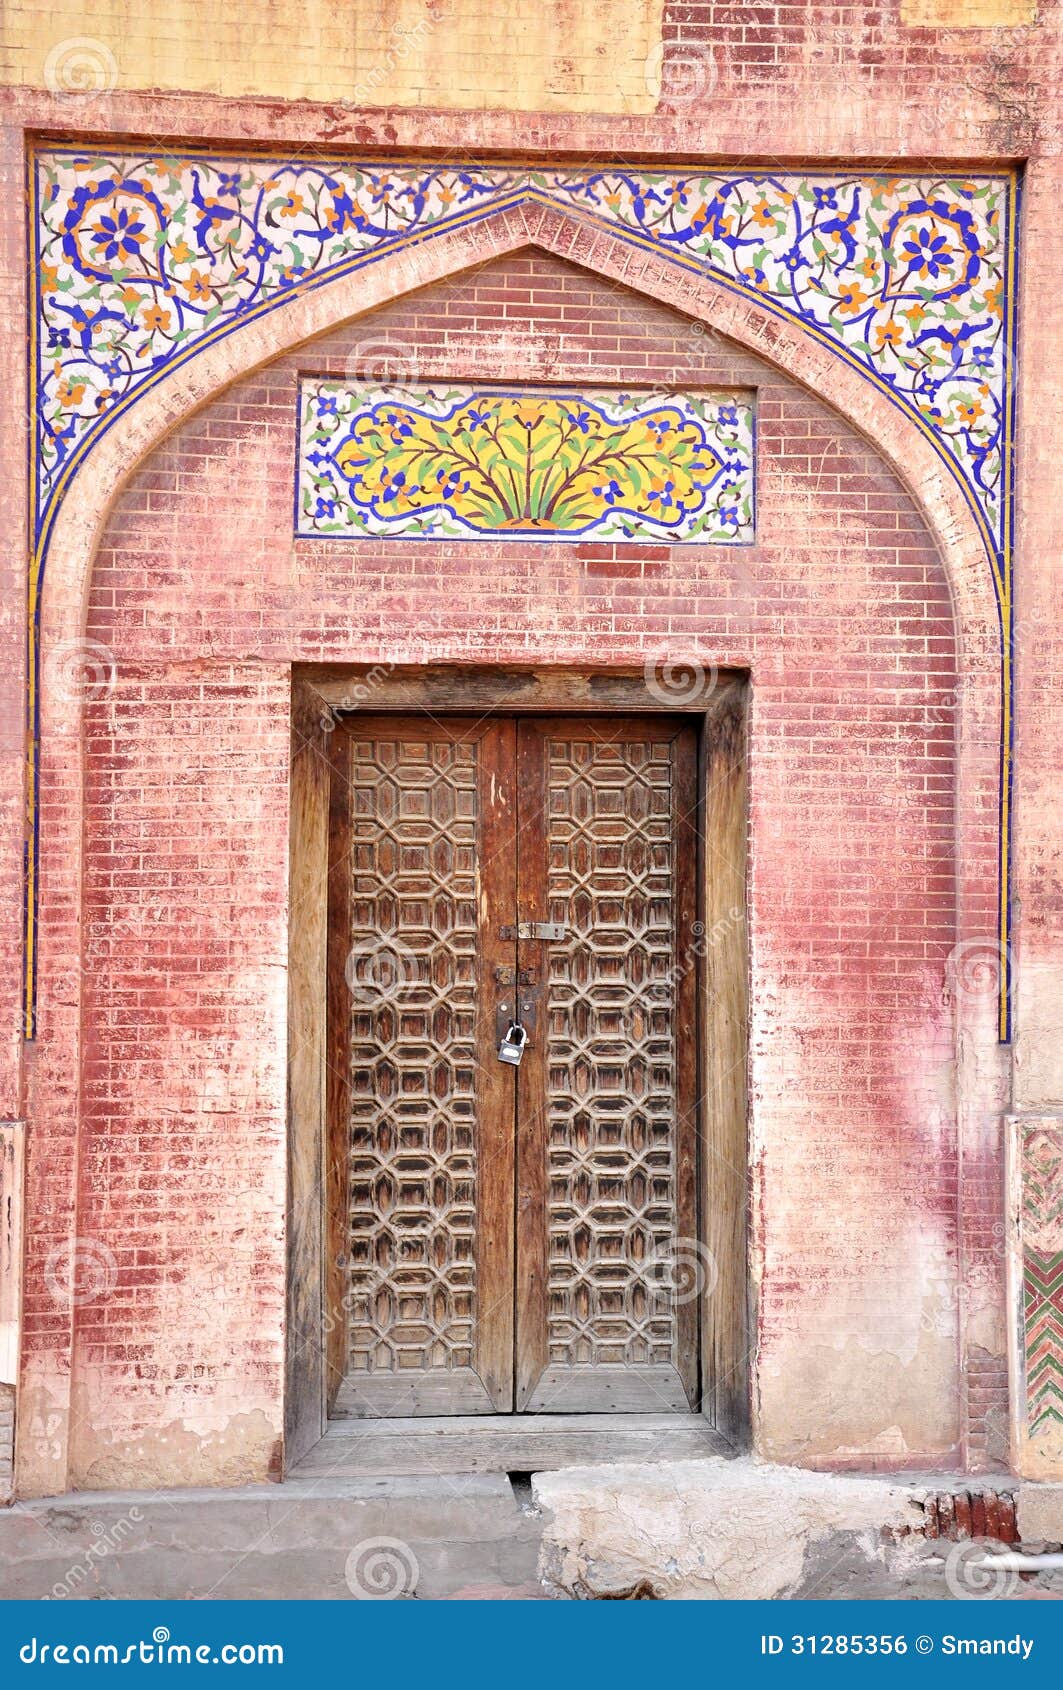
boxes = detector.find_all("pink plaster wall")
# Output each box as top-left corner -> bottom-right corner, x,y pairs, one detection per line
22,253 -> 987,1486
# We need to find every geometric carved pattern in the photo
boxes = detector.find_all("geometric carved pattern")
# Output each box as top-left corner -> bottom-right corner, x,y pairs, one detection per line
542,735 -> 680,1370
345,734 -> 479,1380
1025,1249 -> 1063,1437
335,715 -> 698,1415
1021,1122 -> 1063,1441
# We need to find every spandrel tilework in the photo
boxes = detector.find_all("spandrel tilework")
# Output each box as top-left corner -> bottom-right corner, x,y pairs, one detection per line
25,151 -> 1020,1038
33,158 -> 1013,560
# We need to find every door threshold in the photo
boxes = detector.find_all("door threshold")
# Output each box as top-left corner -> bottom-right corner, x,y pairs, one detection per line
290,1414 -> 735,1479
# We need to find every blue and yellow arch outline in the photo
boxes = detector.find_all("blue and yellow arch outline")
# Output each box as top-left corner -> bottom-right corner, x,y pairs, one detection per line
25,151 -> 1021,1038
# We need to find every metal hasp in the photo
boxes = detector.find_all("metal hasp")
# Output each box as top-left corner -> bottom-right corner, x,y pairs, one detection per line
499,921 -> 568,942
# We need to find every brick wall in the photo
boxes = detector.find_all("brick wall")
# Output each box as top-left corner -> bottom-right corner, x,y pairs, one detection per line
0,0 -> 664,111
17,248 -> 994,1486
0,0 -> 1044,116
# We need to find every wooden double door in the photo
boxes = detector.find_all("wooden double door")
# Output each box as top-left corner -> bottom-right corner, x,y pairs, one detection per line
327,714 -> 700,1416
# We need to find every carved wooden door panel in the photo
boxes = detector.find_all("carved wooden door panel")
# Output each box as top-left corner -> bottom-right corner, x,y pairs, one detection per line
328,713 -> 699,1417
328,718 -> 515,1415
514,719 -> 699,1412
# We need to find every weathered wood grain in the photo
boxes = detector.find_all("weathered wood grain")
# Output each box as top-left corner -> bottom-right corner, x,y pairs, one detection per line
285,686 -> 330,1467
700,680 -> 750,1443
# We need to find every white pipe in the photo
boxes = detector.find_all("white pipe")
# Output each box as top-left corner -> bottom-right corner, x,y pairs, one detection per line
968,1552 -> 1063,1571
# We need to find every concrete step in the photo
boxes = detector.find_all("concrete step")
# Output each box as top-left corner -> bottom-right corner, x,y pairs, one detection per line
0,1475 -> 547,1600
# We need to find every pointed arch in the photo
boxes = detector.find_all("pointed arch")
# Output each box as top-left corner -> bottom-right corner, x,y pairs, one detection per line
41,196 -> 998,663
38,191 -> 1004,1025
21,195 -> 1007,1496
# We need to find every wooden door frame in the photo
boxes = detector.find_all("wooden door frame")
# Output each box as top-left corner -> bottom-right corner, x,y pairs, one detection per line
285,664 -> 751,1467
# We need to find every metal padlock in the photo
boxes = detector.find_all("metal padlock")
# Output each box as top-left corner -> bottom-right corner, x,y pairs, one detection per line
497,1020 -> 528,1066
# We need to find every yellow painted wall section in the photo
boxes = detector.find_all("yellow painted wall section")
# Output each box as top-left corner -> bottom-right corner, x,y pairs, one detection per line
901,0 -> 1036,24
1,0 -> 664,112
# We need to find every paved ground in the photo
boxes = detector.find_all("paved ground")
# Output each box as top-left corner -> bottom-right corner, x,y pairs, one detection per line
0,1475 -> 547,1600
3,1463 -> 1059,1601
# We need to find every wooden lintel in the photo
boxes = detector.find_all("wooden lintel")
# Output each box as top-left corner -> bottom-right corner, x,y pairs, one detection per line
293,663 -> 746,716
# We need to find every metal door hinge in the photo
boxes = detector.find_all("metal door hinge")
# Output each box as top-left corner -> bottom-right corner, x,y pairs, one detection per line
499,921 -> 567,942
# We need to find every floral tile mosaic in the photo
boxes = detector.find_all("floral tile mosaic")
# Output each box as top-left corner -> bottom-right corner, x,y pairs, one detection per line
25,150 -> 1020,1037
296,382 -> 755,543
33,157 -> 1014,571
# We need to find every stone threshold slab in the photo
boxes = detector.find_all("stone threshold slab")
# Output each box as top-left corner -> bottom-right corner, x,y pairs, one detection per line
291,1412 -> 734,1478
